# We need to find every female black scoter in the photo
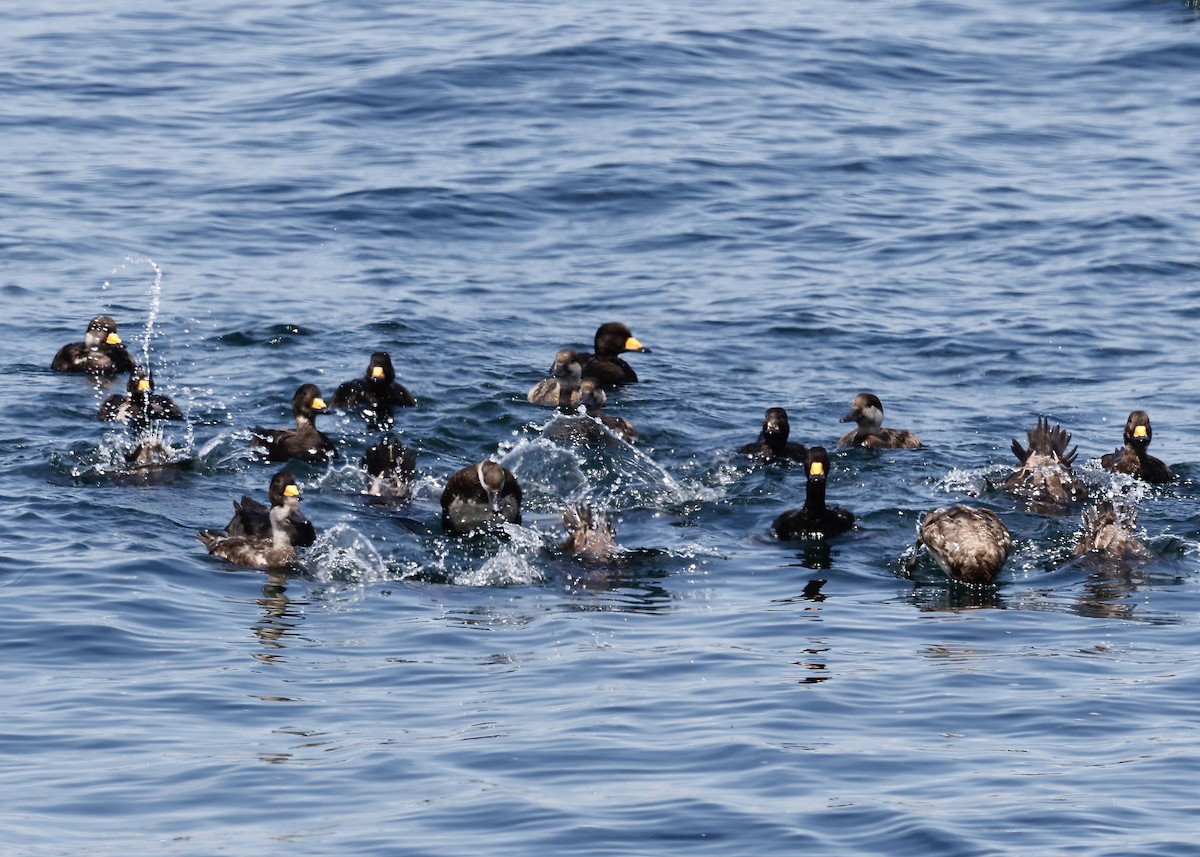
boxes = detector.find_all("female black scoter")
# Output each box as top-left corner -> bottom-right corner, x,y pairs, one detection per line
1100,410 -> 1173,484
527,349 -> 583,407
333,351 -> 416,417
837,392 -> 921,449
362,436 -> 417,501
198,470 -> 306,568
97,368 -> 185,429
223,469 -> 317,547
1004,416 -> 1087,507
578,378 -> 637,442
51,315 -> 136,377
250,383 -> 338,463
1073,501 -> 1151,559
739,407 -> 806,463
559,505 -> 620,561
771,447 -> 854,540
579,322 -> 650,388
908,505 -> 1012,585
440,460 -> 522,536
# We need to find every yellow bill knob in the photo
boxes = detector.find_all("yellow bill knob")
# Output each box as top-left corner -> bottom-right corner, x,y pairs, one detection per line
809,461 -> 825,477
370,366 -> 385,378
1133,425 -> 1148,438
625,336 -> 646,352
106,333 -> 122,345
311,397 -> 327,410
137,379 -> 151,391
284,484 -> 300,497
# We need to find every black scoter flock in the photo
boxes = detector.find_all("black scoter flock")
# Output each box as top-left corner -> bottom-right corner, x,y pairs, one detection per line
52,315 -> 1174,586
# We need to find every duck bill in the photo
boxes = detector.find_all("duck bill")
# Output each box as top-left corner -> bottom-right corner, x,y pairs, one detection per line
625,336 -> 650,354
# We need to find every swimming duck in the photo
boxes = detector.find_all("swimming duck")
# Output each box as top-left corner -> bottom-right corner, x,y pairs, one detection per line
578,379 -> 638,442
1100,410 -> 1173,484
559,505 -> 620,560
1073,501 -> 1151,559
198,470 -> 306,568
908,505 -> 1012,585
440,459 -> 522,536
362,436 -> 417,500
250,383 -> 338,463
1004,416 -> 1087,506
97,367 -> 185,429
837,393 -> 921,449
51,315 -> 136,377
739,407 -> 806,463
771,446 -> 854,540
332,351 -> 416,420
223,469 -> 317,547
527,349 -> 583,407
579,322 -> 650,388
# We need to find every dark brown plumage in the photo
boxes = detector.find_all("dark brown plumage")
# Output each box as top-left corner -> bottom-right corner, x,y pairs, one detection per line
909,505 -> 1012,585
198,471 -> 306,568
97,368 -> 185,430
527,349 -> 583,407
362,436 -> 417,501
771,447 -> 854,540
1100,410 -> 1173,484
579,322 -> 650,388
440,460 -> 522,536
224,470 -> 317,547
250,383 -> 338,463
1004,416 -> 1087,506
1073,501 -> 1151,559
51,315 -> 136,377
333,351 -> 416,422
578,379 -> 637,442
739,406 -> 806,463
559,506 -> 620,560
837,392 -> 921,449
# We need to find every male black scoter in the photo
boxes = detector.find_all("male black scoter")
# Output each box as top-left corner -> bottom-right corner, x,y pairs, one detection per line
771,447 -> 854,540
250,383 -> 338,463
1100,410 -> 1173,484
224,469 -> 317,547
837,392 -> 921,449
739,407 -> 806,462
51,315 -> 136,377
579,322 -> 650,388
198,470 -> 307,568
98,368 -> 184,429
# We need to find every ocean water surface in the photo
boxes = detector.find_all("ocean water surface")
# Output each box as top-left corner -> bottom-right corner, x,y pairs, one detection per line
5,0 -> 1200,854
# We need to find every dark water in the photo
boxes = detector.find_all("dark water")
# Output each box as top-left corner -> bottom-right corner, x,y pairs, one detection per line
5,1 -> 1200,854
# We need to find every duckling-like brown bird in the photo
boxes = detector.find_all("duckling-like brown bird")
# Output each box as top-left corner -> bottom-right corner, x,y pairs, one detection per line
837,393 -> 921,449
908,504 -> 1012,585
440,460 -> 522,536
1004,416 -> 1087,507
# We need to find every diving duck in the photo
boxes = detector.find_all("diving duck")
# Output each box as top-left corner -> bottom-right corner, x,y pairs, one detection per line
1004,416 -> 1087,507
97,367 -> 184,429
837,392 -> 921,449
559,505 -> 620,561
51,315 -> 136,377
440,459 -> 522,536
362,436 -> 417,501
908,504 -> 1012,585
1073,501 -> 1151,559
250,383 -> 338,463
771,446 -> 854,540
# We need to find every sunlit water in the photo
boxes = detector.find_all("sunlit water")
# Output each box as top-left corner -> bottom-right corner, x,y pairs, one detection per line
5,1 -> 1200,854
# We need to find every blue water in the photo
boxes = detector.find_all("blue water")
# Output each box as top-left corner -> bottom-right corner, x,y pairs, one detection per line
5,1 -> 1200,853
